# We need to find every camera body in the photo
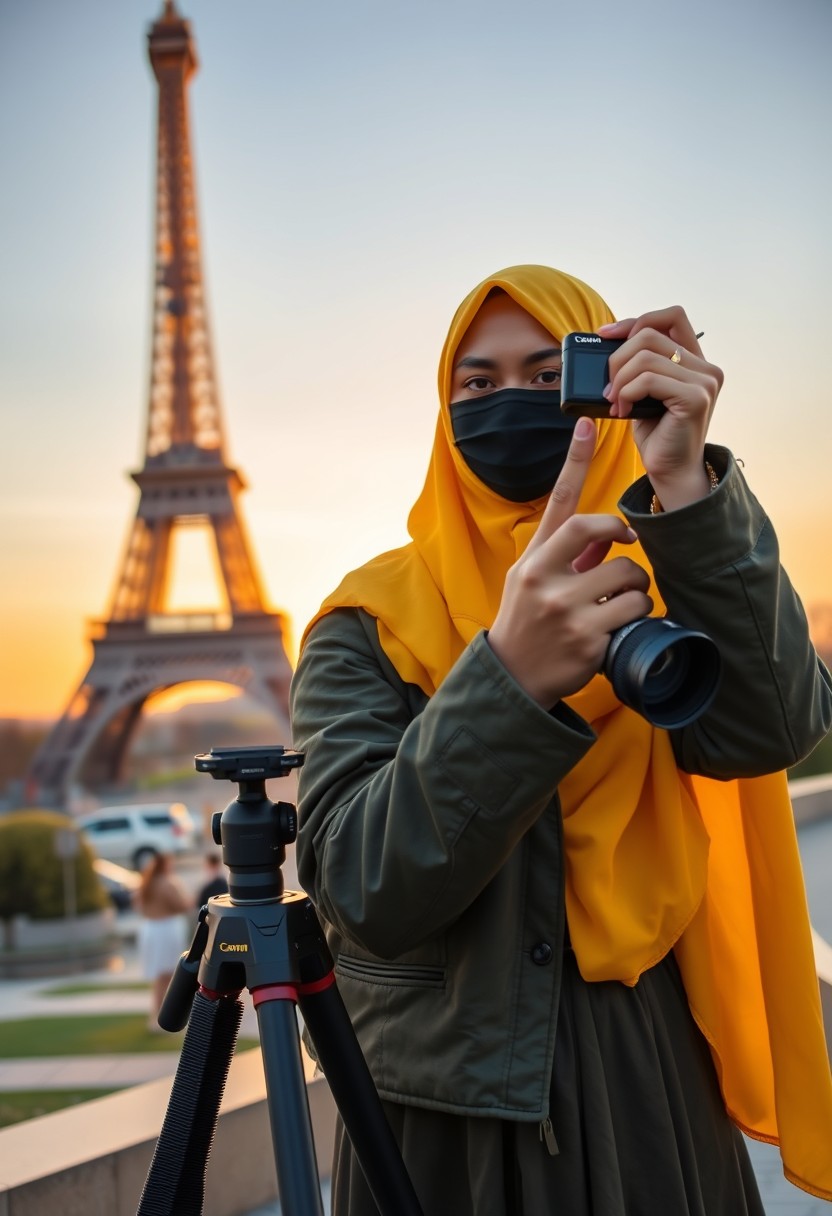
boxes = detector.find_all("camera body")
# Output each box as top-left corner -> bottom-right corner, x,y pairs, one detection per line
560,332 -> 666,419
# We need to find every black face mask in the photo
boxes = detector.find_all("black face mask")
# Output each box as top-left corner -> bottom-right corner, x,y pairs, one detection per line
450,388 -> 576,502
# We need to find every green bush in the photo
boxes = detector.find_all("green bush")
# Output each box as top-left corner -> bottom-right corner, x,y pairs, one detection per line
0,810 -> 108,926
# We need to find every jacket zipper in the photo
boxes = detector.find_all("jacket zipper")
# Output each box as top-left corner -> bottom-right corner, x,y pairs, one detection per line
539,1117 -> 559,1156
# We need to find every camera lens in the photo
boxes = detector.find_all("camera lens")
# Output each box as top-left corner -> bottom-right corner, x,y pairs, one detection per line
603,617 -> 721,729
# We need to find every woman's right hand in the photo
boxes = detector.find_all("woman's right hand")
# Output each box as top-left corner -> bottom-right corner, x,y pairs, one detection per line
487,417 -> 653,709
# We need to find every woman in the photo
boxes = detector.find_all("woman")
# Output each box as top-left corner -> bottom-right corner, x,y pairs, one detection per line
290,265 -> 832,1214
134,850 -> 191,1030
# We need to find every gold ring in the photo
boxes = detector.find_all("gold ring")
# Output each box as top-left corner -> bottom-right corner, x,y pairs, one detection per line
670,348 -> 682,364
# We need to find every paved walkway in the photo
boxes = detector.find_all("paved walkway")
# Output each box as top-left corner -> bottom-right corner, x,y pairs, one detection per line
0,1052 -> 182,1090
0,922 -> 260,1092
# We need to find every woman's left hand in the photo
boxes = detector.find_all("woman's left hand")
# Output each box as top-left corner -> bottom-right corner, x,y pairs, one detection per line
597,306 -> 724,512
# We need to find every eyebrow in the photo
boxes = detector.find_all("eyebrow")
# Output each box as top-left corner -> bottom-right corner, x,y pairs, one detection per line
454,346 -> 562,372
523,347 -> 562,366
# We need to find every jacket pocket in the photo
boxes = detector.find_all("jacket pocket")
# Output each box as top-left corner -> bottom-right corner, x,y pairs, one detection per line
336,953 -> 446,989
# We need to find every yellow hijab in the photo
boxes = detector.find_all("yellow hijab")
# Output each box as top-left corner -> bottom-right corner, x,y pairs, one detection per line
303,265 -> 832,1198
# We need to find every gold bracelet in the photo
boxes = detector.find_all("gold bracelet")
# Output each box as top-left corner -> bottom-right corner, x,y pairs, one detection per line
650,461 -> 719,516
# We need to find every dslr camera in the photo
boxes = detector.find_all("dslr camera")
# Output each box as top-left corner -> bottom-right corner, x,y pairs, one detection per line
560,332 -> 666,418
558,334 -> 721,727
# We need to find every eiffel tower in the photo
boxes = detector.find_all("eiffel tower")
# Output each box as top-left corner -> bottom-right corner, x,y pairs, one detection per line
29,1 -> 293,807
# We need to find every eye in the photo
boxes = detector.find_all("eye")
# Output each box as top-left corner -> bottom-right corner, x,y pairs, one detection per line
532,368 -> 561,386
462,376 -> 496,392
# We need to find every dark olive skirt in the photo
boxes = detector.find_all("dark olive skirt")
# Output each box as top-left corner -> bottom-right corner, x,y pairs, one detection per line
329,949 -> 765,1216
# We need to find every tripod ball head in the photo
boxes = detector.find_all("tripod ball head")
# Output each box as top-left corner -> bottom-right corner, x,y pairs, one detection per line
195,745 -> 305,904
195,744 -> 304,784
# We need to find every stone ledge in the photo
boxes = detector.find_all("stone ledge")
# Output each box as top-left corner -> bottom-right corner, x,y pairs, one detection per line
0,1046 -> 336,1216
790,773 -> 832,827
0,910 -> 121,979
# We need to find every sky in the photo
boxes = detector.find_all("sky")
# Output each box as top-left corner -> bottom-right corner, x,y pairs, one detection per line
1,0 -> 831,721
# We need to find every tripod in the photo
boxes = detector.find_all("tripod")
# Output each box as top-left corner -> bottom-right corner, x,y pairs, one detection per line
137,746 -> 423,1216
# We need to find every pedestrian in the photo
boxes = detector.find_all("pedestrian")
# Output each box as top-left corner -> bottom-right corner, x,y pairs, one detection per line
289,264 -> 832,1214
196,851 -> 228,908
134,850 -> 191,1031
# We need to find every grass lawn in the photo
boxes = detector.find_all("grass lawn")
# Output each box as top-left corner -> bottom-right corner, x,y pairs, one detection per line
0,1015 -> 185,1055
0,1089 -> 120,1129
0,1014 -> 260,1057
39,981 -> 151,997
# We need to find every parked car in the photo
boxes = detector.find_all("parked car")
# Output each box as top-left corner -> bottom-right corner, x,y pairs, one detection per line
92,857 -> 142,912
76,802 -> 197,870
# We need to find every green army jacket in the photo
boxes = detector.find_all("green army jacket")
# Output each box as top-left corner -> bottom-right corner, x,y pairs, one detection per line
290,446 -> 832,1123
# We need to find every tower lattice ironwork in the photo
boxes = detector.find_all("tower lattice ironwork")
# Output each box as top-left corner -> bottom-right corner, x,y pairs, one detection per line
29,1 -> 293,806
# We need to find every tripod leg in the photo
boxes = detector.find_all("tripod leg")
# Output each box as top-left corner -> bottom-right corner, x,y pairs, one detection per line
299,978 -> 423,1216
138,991 -> 242,1216
255,992 -> 326,1216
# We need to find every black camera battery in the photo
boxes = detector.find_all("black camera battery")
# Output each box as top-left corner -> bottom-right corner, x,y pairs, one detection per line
560,332 -> 666,419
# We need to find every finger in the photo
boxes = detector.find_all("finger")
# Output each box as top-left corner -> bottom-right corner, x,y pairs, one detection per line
570,534 -> 644,574
525,416 -> 597,553
608,342 -> 700,406
613,370 -> 716,421
599,309 -> 702,359
576,554 -> 652,603
595,589 -> 654,633
597,317 -> 636,340
609,330 -> 709,378
607,344 -> 717,407
624,306 -> 702,359
571,538 -> 614,574
528,512 -> 638,569
606,341 -> 722,421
